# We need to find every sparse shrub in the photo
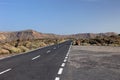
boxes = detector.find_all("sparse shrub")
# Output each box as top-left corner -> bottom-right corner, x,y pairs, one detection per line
9,47 -> 21,53
0,39 -> 66,55
89,39 -> 97,45
18,46 -> 29,52
2,43 -> 11,50
24,41 -> 32,48
30,44 -> 39,49
81,43 -> 90,46
0,49 -> 10,54
39,42 -> 47,47
2,43 -> 21,53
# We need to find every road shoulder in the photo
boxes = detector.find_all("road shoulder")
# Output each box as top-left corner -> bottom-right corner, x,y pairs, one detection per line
61,46 -> 120,80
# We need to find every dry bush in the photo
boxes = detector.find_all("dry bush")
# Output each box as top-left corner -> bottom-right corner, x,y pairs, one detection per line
0,39 -> 66,55
24,41 -> 32,48
2,43 -> 21,53
0,48 -> 10,54
9,47 -> 21,53
39,42 -> 47,47
72,35 -> 120,47
18,46 -> 29,52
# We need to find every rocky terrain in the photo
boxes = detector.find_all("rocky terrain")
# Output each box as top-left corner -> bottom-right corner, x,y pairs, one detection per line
0,29 -> 63,43
69,32 -> 117,39
73,35 -> 120,46
0,29 -> 118,43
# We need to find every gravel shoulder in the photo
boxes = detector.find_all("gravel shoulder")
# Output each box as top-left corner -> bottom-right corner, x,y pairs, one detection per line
61,46 -> 120,80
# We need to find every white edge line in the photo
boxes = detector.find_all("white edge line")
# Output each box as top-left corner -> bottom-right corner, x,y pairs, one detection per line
64,59 -> 67,62
66,42 -> 72,57
61,63 -> 65,67
58,68 -> 63,75
55,77 -> 60,80
66,54 -> 68,57
0,68 -> 12,75
65,56 -> 68,59
32,55 -> 40,60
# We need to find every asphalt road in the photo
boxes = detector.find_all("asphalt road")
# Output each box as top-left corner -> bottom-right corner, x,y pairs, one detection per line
0,40 -> 72,80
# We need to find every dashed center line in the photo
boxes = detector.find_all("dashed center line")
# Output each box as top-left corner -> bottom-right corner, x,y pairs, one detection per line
32,55 -> 40,60
0,68 -> 12,75
47,50 -> 51,53
58,68 -> 63,75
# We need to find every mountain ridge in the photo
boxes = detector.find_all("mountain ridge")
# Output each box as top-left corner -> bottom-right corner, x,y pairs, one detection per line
0,29 -> 118,43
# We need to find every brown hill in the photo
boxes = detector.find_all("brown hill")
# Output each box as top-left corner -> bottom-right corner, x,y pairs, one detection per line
0,29 -> 62,43
0,29 -> 118,43
69,32 -> 118,39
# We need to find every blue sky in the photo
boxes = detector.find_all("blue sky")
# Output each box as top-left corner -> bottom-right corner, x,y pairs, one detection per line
0,0 -> 120,34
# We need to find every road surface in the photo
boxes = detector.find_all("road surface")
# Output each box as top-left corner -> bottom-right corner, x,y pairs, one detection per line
0,40 -> 72,80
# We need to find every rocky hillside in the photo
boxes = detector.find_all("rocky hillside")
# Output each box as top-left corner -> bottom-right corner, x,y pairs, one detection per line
0,30 -> 62,43
0,29 -> 118,43
69,32 -> 118,39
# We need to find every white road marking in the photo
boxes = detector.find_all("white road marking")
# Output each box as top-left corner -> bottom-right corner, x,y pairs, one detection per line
64,59 -> 67,62
32,55 -> 40,60
65,42 -> 72,57
58,68 -> 63,75
65,56 -> 68,59
61,63 -> 65,67
66,54 -> 68,57
67,52 -> 69,55
47,50 -> 51,53
67,43 -> 72,53
0,68 -> 12,75
55,77 -> 60,80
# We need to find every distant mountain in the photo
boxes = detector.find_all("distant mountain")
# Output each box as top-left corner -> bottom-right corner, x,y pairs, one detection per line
0,29 -> 118,43
0,29 -> 61,43
69,32 -> 118,39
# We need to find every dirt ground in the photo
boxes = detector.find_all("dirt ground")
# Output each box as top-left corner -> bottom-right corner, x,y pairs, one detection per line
61,46 -> 120,80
